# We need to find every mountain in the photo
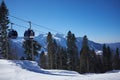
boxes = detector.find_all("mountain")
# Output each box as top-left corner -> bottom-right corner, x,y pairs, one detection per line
9,33 -> 120,59
35,33 -> 120,53
0,59 -> 120,80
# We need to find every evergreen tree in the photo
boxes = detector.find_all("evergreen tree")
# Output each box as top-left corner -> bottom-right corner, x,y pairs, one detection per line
107,46 -> 112,71
89,49 -> 97,73
72,34 -> 79,71
47,32 -> 55,69
96,54 -> 104,73
0,1 -> 9,59
52,39 -> 58,69
67,31 -> 78,71
79,35 -> 90,73
56,46 -> 67,70
102,44 -> 108,72
40,51 -> 47,69
61,48 -> 68,70
102,45 -> 112,72
23,40 -> 41,60
112,48 -> 120,70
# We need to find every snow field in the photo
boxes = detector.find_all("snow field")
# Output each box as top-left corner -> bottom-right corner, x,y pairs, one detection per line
0,59 -> 120,80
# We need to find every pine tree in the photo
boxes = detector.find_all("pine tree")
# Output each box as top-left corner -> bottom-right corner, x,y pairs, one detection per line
96,54 -> 104,73
102,44 -> 108,72
107,46 -> 112,71
102,45 -> 112,72
51,39 -> 58,69
47,32 -> 55,69
72,34 -> 79,71
79,35 -> 90,73
0,1 -> 9,59
67,31 -> 78,71
89,49 -> 97,73
61,48 -> 68,70
40,51 -> 47,69
23,40 -> 41,60
67,31 -> 72,70
56,46 -> 67,70
112,48 -> 120,70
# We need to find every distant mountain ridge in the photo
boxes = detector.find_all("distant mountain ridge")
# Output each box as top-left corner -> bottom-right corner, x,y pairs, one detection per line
35,33 -> 120,52
9,33 -> 120,59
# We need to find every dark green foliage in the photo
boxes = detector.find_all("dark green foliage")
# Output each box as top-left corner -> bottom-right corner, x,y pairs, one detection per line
47,32 -> 55,69
102,44 -> 113,72
40,51 -> 47,69
79,35 -> 90,73
52,39 -> 58,69
96,55 -> 104,73
102,44 -> 108,72
23,39 -> 41,60
107,46 -> 112,71
89,49 -> 97,73
0,1 -> 9,59
47,32 -> 68,69
67,31 -> 78,71
56,46 -> 67,70
112,48 -> 120,70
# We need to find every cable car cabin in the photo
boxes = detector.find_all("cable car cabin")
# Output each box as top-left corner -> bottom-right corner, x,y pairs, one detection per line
8,29 -> 18,39
24,29 -> 35,40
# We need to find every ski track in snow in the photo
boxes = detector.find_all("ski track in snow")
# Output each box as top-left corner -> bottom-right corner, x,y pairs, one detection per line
0,59 -> 120,80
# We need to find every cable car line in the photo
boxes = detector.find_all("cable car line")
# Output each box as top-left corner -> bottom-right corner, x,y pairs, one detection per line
9,14 -> 64,34
9,14 -> 28,23
9,22 -> 46,34
31,22 -> 63,34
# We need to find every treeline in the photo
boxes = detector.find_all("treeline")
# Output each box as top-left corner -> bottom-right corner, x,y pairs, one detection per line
39,31 -> 120,73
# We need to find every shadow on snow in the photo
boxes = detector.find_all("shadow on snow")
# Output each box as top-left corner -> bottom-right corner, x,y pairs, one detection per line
11,60 -> 78,76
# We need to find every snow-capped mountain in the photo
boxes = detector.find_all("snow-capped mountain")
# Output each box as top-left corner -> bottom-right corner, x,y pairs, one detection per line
35,33 -> 120,53
9,33 -> 120,59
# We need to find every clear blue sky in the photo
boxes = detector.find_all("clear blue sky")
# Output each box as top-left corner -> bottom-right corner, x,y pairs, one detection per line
1,0 -> 120,43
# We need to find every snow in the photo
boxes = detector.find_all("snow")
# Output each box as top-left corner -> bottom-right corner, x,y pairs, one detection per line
0,59 -> 120,80
9,39 -> 25,59
95,51 -> 103,55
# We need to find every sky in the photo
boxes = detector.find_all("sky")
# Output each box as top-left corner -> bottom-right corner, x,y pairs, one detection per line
0,0 -> 120,43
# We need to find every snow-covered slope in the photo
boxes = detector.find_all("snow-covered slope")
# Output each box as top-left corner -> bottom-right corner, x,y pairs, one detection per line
9,33 -> 120,59
0,59 -> 120,80
107,42 -> 120,51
